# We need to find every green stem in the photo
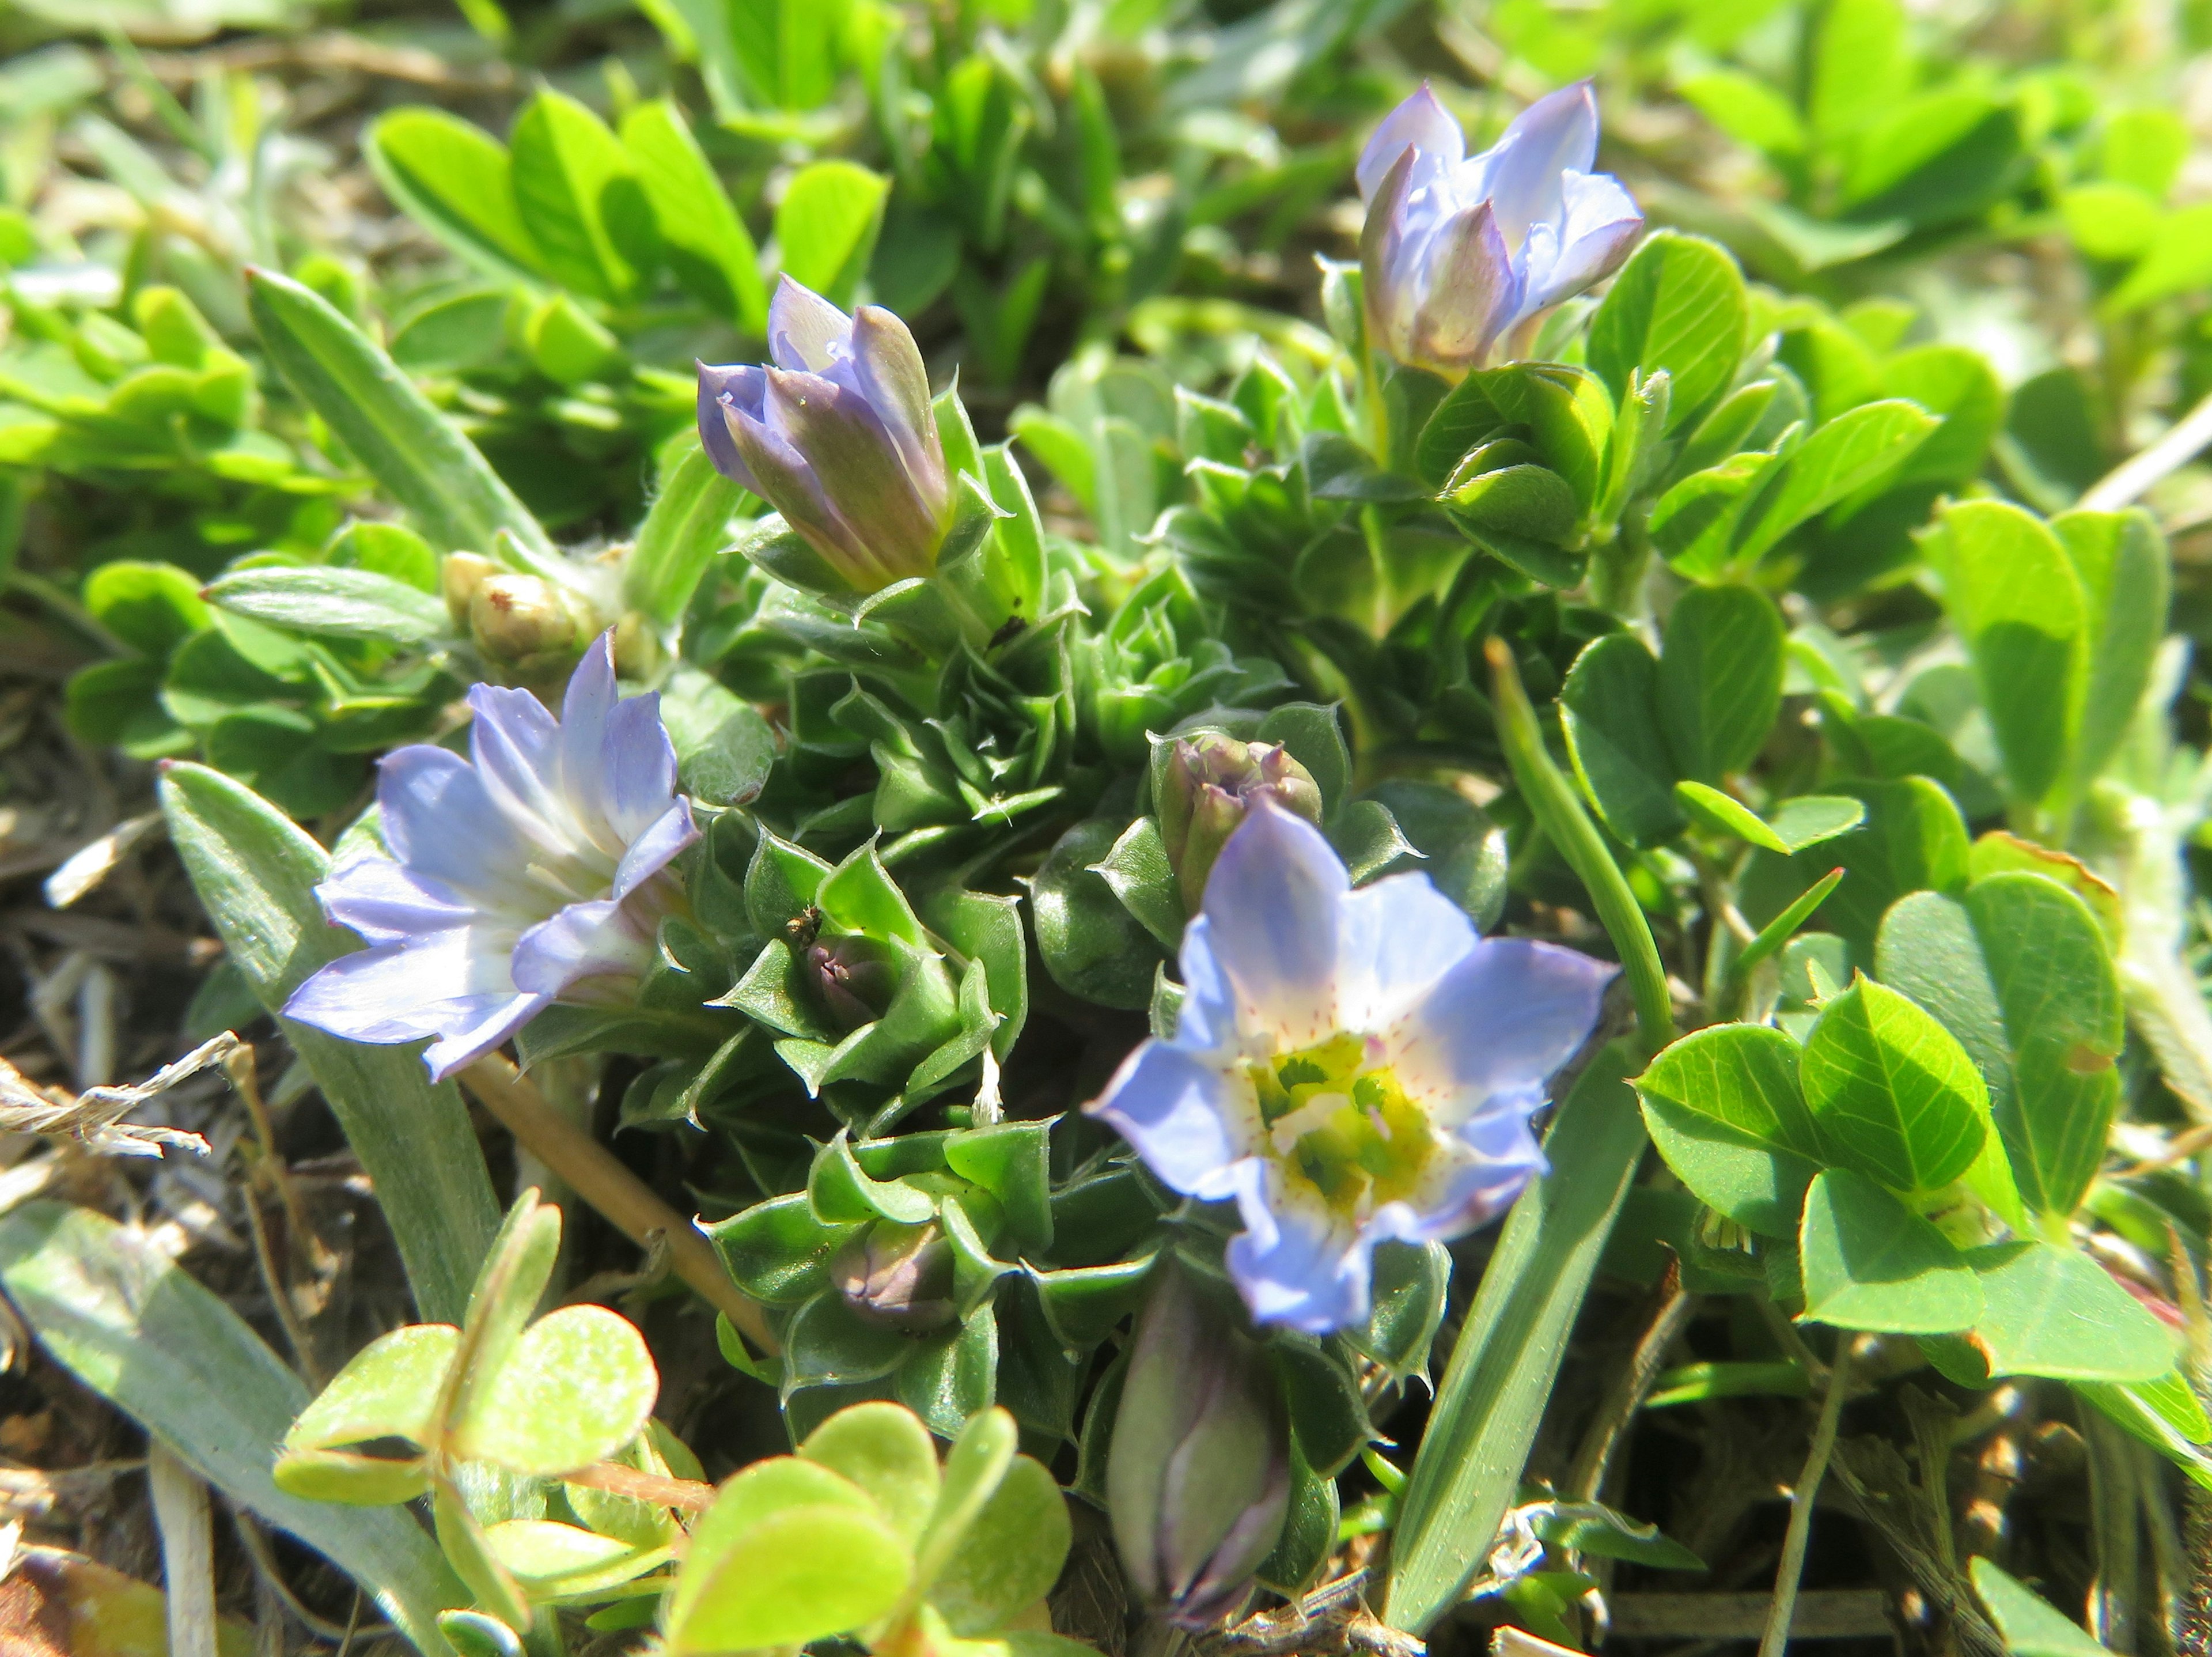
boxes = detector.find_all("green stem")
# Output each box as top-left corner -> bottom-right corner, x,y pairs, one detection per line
1759,1336 -> 1854,1657
1486,638 -> 1675,1053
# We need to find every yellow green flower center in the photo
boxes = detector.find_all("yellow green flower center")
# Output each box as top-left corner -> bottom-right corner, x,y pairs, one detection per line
1248,1032 -> 1432,1219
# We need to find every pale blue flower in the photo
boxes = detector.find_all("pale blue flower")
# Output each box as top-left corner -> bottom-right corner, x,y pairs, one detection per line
1358,82 -> 1643,379
698,277 -> 951,593
1089,803 -> 1612,1333
285,634 -> 698,1081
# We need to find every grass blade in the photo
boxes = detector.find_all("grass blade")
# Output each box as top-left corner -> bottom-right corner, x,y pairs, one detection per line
247,267 -> 557,569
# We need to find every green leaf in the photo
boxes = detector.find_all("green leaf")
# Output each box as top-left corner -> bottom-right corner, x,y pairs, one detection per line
84,559 -> 209,654
1797,1168 -> 1982,1333
1641,1095 -> 1820,1238
776,161 -> 889,308
365,109 -> 545,285
158,762 -> 499,1324
1032,818 -> 1164,1010
1735,400 -> 1940,563
509,88 -> 650,303
1877,876 -> 2123,1221
328,521 -> 440,593
449,1305 -> 660,1476
927,1454 -> 1070,1635
1384,1044 -> 1647,1635
801,1400 -> 941,1546
1675,783 -> 1863,853
247,269 -> 555,565
203,565 -> 451,644
706,1191 -> 855,1304
1953,1242 -> 2172,1382
2074,1374 -> 2212,1490
1970,1558 -> 2115,1657
1756,776 -> 1970,968
1880,345 -> 2005,488
1091,816 -> 1185,950
282,1323 -> 458,1455
1927,499 -> 2087,806
1659,584 -> 1785,783
0,1202 -> 460,1655
2055,508 -> 2169,792
621,99 -> 766,332
1801,977 -> 1989,1195
1637,1023 -> 1821,1154
1809,0 -> 1908,139
2107,202 -> 2212,313
1560,634 -> 1683,848
626,436 -> 750,628
665,1459 -> 912,1653
915,1406 -> 1020,1590
1585,230 -> 1747,432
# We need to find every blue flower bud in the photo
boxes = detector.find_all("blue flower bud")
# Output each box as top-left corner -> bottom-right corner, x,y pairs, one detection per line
1157,733 -> 1324,911
1107,1263 -> 1290,1627
1358,82 -> 1643,378
832,1220 -> 957,1333
698,278 -> 953,593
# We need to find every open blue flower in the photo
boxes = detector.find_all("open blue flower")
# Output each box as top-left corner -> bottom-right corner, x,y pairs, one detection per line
1358,81 -> 1643,378
285,634 -> 698,1081
1089,803 -> 1612,1332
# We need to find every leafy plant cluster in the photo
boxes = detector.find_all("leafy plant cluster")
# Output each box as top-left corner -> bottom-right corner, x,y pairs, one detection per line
3,0 -> 2212,1655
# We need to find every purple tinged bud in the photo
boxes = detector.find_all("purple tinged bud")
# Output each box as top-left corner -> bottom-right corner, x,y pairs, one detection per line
1107,1263 -> 1290,1627
833,1221 -> 957,1333
1358,81 -> 1643,379
807,935 -> 900,1033
1158,735 -> 1324,911
696,277 -> 954,595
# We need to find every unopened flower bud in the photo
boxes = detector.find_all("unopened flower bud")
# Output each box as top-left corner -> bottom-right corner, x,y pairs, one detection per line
834,1221 -> 956,1332
442,552 -> 500,627
1158,734 -> 1324,910
468,574 -> 600,678
807,935 -> 900,1033
1108,1263 -> 1289,1626
698,277 -> 953,596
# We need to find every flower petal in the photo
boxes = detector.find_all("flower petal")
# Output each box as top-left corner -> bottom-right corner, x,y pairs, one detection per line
1357,84 -> 1464,203
316,854 -> 475,945
282,929 -> 537,1066
422,991 -> 552,1081
764,367 -> 944,581
1520,169 -> 1643,316
1407,200 -> 1520,373
1199,802 -> 1349,1051
374,745 -> 539,915
1088,1039 -> 1251,1201
511,898 -> 656,998
1225,1173 -> 1372,1333
696,362 -> 765,491
598,693 -> 684,846
768,275 -> 854,373
610,800 -> 698,900
1389,936 -> 1613,1108
1360,147 -> 1425,366
849,305 -> 946,509
728,401 -> 877,579
1171,916 -> 1241,1059
1480,80 -> 1600,249
1332,872 -> 1477,1032
467,683 -> 601,882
